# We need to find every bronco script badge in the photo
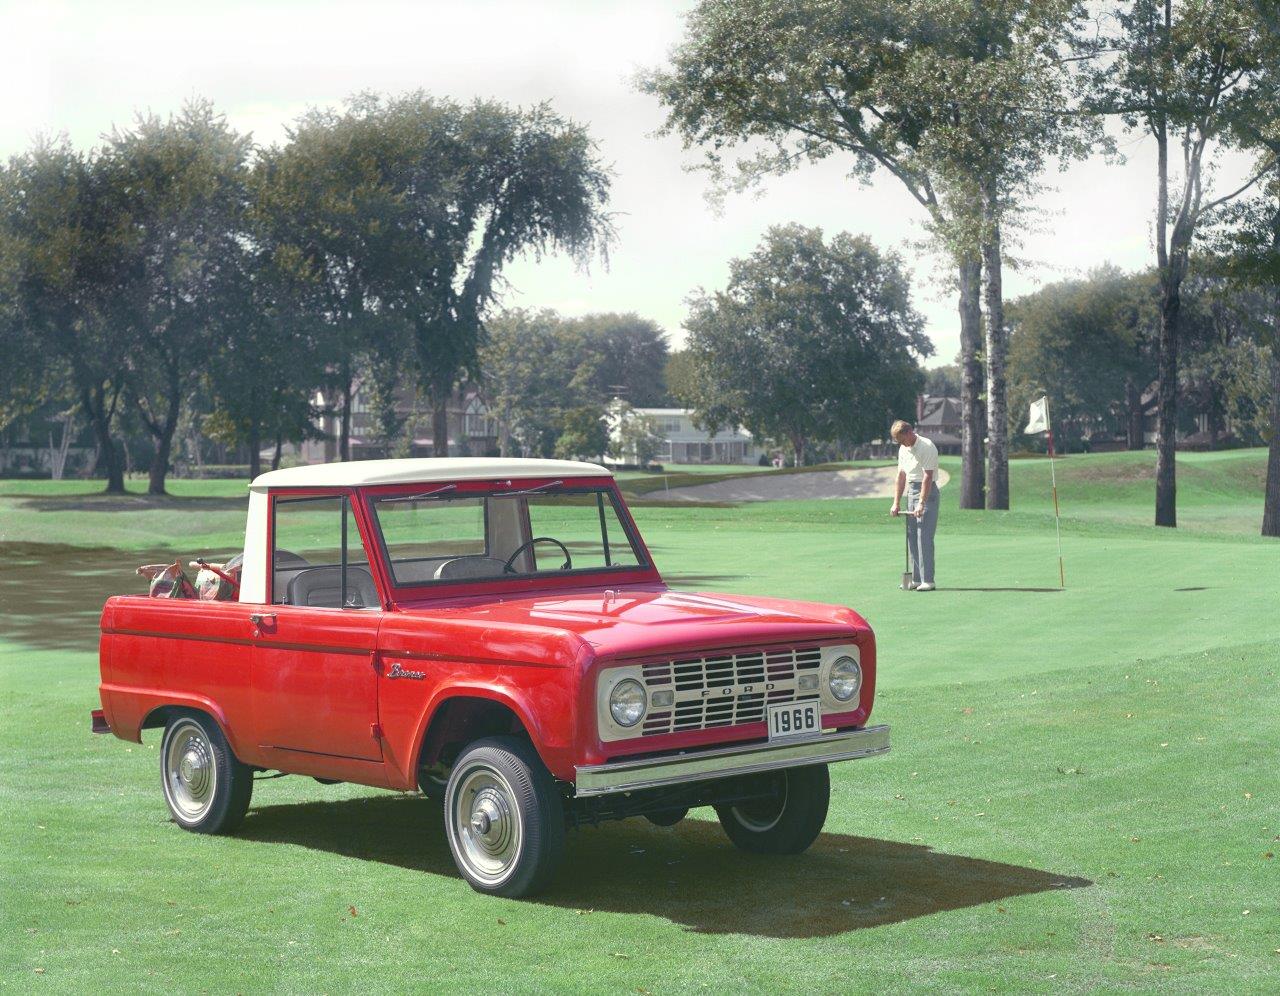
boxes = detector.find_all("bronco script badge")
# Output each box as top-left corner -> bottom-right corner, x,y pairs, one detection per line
387,662 -> 426,680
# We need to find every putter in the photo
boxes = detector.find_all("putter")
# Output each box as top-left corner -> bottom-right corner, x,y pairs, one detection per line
901,513 -> 913,591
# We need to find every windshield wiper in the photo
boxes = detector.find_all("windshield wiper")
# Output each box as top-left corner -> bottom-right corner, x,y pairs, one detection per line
492,479 -> 564,498
380,483 -> 458,503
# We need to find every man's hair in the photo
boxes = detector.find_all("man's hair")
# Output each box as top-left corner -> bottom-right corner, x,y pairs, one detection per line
890,419 -> 913,442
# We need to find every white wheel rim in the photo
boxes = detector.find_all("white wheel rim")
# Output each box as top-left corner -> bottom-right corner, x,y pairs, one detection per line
163,719 -> 217,823
731,775 -> 788,832
448,763 -> 524,887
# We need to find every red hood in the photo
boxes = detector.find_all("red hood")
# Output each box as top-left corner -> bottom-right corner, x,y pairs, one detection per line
393,583 -> 866,661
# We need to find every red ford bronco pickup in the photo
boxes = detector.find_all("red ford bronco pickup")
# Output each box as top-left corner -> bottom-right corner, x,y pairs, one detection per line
94,458 -> 889,897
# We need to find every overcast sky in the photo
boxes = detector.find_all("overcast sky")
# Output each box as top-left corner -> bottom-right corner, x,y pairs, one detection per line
1,0 -> 1258,366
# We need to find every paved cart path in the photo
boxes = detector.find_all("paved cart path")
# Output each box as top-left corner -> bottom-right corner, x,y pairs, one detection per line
658,465 -> 950,502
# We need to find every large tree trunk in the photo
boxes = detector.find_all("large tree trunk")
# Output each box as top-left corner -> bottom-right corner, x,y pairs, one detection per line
339,365 -> 353,462
790,433 -> 806,468
1263,293 -> 1280,538
432,393 -> 450,456
958,255 -> 985,509
272,432 -> 283,471
1125,376 -> 1144,450
147,406 -> 179,496
247,422 -> 262,482
1154,283 -> 1180,527
980,207 -> 1009,510
81,383 -> 125,493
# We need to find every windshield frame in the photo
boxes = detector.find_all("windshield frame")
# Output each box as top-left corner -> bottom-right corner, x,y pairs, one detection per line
361,475 -> 660,599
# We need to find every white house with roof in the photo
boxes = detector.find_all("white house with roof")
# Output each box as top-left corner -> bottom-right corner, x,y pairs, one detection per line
608,403 -> 764,466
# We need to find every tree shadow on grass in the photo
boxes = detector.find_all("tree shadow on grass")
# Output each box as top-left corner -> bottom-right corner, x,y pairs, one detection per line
17,494 -> 246,513
237,794 -> 1090,937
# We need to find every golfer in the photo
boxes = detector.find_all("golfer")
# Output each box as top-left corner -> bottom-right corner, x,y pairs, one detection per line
889,419 -> 939,591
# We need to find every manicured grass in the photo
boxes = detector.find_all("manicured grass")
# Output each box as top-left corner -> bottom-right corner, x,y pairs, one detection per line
2,452 -> 1277,992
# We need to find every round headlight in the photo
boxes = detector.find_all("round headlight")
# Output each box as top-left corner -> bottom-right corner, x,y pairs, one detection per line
609,678 -> 647,727
828,656 -> 861,702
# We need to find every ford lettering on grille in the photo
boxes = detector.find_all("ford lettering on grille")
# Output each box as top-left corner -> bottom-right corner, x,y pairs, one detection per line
639,646 -> 821,736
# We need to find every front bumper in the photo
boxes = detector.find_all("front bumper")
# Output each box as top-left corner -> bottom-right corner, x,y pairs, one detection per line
574,724 -> 890,797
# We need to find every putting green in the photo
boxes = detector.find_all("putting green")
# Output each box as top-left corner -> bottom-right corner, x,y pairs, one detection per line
1,450 -> 1276,992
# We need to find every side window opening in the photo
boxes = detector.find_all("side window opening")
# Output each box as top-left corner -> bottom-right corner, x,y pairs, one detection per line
272,495 -> 378,609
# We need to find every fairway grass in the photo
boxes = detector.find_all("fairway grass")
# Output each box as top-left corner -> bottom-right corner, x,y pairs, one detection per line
2,452 -> 1277,992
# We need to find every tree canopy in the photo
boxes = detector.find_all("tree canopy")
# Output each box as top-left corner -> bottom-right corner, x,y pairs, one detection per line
679,224 -> 931,465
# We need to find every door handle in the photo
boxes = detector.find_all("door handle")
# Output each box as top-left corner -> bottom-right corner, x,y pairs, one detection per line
250,612 -> 277,635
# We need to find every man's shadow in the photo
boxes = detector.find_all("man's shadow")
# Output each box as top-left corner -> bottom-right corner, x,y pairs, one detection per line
237,795 -> 1089,938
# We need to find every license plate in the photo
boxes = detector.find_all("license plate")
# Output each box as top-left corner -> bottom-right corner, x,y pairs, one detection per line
767,700 -> 822,741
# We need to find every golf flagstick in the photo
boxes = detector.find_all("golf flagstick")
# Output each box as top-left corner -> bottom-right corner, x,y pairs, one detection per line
1026,395 -> 1065,589
1044,399 -> 1065,589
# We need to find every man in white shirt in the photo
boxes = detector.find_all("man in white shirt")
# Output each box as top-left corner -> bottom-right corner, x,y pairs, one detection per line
889,419 -> 940,591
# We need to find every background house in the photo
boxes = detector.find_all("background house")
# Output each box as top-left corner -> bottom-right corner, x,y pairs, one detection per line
610,406 -> 764,466
299,385 -> 500,464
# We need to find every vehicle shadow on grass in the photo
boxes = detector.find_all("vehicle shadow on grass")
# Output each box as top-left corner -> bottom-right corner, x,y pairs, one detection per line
238,794 -> 1090,937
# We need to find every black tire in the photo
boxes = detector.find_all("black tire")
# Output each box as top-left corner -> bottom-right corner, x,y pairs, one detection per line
443,736 -> 565,898
420,771 -> 449,801
159,711 -> 253,834
715,765 -> 830,855
645,807 -> 689,828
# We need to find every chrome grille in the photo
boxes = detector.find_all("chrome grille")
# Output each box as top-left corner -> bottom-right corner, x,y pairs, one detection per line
639,646 -> 822,737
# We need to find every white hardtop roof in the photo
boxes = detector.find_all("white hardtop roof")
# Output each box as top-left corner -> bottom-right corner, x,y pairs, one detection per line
250,457 -> 610,491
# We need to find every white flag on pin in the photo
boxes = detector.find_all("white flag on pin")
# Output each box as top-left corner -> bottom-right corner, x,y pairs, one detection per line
1025,396 -> 1050,434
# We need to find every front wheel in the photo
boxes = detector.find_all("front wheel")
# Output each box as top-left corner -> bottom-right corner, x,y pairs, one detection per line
715,765 -> 829,855
160,711 -> 253,834
443,737 -> 565,897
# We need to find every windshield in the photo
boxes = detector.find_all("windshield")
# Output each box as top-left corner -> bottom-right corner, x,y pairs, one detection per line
369,485 -> 646,587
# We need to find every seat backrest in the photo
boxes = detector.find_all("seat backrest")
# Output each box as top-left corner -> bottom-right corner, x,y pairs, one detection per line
434,557 -> 509,581
286,566 -> 379,608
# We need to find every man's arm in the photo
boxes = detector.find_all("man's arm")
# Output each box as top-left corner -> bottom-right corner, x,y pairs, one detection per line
915,469 -> 934,517
891,469 -> 906,515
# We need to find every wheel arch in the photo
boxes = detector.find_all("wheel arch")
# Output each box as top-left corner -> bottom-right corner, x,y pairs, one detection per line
410,688 -> 553,787
140,698 -> 246,762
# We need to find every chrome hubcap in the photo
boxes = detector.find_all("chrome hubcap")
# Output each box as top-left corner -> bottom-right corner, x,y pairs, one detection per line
732,773 -> 788,833
450,766 -> 523,886
163,720 -> 217,823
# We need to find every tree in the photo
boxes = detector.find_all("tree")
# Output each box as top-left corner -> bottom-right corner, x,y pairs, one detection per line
607,401 -> 665,466
259,93 -> 612,459
480,309 -> 584,457
553,405 -> 609,461
0,141 -> 130,492
664,350 -> 697,406
101,102 -> 254,494
644,0 -> 1095,509
1007,267 -> 1155,449
681,225 -> 931,466
1094,0 -> 1278,525
562,313 -> 670,405
1214,9 -> 1280,535
915,0 -> 1101,508
924,364 -> 963,397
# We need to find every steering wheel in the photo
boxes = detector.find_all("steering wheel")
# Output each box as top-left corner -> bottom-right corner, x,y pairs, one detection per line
503,537 -> 573,574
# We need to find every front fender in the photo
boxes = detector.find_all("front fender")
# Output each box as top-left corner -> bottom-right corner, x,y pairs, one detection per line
383,674 -> 579,789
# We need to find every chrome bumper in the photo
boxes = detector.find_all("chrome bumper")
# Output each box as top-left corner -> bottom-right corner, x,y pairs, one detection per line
574,724 -> 890,797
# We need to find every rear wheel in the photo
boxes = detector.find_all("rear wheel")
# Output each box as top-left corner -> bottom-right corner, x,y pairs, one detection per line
715,765 -> 829,855
443,737 -> 564,897
159,712 -> 253,834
